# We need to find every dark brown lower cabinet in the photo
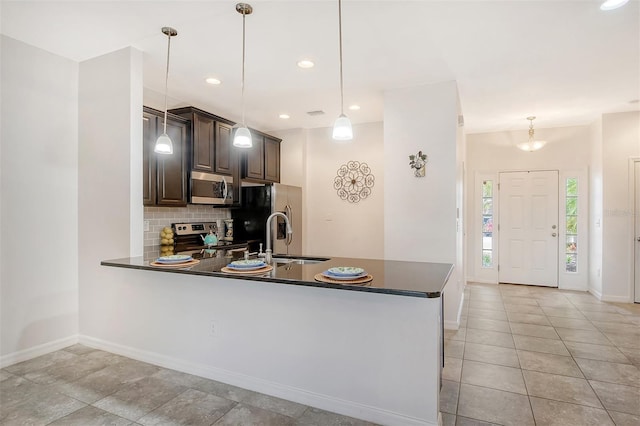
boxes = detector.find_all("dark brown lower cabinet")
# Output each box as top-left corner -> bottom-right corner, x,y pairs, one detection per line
143,107 -> 189,206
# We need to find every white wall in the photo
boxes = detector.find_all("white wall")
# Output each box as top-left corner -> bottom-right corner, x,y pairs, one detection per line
0,36 -> 79,364
466,125 -> 591,290
78,47 -> 143,337
304,123 -> 385,259
383,81 -> 463,328
601,111 -> 640,302
589,119 -> 604,297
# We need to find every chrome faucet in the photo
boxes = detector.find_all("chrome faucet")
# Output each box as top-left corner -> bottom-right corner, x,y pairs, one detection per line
265,212 -> 292,263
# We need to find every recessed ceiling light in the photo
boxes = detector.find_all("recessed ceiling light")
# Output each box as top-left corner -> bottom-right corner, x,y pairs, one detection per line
279,114 -> 290,119
205,77 -> 221,85
600,0 -> 629,11
297,60 -> 314,69
349,105 -> 361,111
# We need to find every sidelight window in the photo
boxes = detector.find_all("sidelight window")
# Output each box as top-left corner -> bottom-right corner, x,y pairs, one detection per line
481,180 -> 494,268
565,178 -> 578,272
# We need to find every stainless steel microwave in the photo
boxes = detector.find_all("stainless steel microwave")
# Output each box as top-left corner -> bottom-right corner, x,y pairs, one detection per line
190,171 -> 234,205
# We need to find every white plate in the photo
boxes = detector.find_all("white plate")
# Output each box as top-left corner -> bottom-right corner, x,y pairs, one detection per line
229,259 -> 266,268
322,271 -> 368,281
226,263 -> 267,271
156,255 -> 193,264
326,266 -> 365,276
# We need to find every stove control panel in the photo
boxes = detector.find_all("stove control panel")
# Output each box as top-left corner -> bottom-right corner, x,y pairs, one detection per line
173,222 -> 218,236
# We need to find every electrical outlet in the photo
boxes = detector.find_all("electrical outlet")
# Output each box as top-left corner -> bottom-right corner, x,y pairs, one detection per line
143,220 -> 150,231
210,320 -> 217,336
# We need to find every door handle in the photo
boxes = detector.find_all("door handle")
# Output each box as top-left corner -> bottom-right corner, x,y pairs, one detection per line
637,236 -> 640,242
285,205 -> 293,246
551,233 -> 557,237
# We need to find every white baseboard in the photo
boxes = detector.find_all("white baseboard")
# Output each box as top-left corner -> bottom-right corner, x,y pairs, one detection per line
588,287 -> 603,300
466,278 -> 497,285
559,285 -> 589,292
79,335 -> 438,426
0,335 -> 78,368
601,294 -> 633,303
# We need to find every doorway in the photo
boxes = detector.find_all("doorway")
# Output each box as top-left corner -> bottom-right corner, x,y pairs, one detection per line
498,170 -> 559,287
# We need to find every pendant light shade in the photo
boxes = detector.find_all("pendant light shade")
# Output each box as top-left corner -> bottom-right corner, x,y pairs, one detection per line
333,114 -> 353,140
233,3 -> 253,148
517,116 -> 547,152
155,27 -> 177,155
233,126 -> 252,148
332,0 -> 353,141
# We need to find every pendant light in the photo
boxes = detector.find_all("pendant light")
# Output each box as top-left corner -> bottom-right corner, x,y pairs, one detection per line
332,0 -> 353,141
233,3 -> 253,148
155,27 -> 178,154
517,116 -> 547,152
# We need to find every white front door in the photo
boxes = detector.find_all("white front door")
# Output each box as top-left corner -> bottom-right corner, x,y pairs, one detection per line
499,171 -> 559,287
635,161 -> 640,303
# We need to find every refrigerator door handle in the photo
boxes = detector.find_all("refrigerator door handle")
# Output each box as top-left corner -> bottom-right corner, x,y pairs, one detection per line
285,204 -> 293,246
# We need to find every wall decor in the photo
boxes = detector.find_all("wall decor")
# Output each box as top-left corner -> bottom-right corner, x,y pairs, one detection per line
334,161 -> 375,203
409,150 -> 428,177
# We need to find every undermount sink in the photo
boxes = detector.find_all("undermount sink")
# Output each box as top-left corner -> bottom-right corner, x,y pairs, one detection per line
270,256 -> 329,265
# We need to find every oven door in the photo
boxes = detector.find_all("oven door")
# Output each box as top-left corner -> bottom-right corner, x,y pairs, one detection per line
190,171 -> 234,205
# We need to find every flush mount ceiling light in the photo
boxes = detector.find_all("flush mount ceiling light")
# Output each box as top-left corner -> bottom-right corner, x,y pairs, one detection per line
205,77 -> 221,85
600,0 -> 629,10
297,59 -> 315,69
517,116 -> 547,152
155,27 -> 178,154
279,114 -> 290,119
332,0 -> 353,141
233,3 -> 253,149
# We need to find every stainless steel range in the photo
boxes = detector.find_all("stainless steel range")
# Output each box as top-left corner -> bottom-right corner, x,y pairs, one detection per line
172,222 -> 248,258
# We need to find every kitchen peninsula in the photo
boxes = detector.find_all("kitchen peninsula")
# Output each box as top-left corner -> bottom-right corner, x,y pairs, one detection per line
100,252 -> 453,426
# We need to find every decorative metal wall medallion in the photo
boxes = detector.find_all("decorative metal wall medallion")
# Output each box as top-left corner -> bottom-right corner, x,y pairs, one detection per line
334,161 -> 375,203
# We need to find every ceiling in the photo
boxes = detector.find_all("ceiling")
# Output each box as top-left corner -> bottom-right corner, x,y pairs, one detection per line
1,0 -> 638,134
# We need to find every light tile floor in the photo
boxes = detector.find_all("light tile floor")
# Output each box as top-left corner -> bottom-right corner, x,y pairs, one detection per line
2,283 -> 638,426
442,283 -> 640,426
0,347 -> 375,425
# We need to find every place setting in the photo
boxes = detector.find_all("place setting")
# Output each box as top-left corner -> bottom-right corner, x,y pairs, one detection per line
150,254 -> 200,268
221,259 -> 274,275
314,266 -> 373,285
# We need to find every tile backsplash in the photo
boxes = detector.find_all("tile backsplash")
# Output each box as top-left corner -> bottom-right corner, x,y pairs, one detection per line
144,205 -> 231,247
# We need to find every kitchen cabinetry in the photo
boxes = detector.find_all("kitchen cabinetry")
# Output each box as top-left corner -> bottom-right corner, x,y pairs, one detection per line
143,107 -> 189,206
169,107 -> 236,176
242,130 -> 281,183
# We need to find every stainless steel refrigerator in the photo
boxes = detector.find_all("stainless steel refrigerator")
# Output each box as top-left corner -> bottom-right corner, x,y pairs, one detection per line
232,184 -> 302,255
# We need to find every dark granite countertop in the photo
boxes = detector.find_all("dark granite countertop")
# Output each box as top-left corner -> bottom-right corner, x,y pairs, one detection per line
102,247 -> 453,298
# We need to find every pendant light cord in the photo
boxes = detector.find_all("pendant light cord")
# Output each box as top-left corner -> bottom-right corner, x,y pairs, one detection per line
162,31 -> 172,135
241,12 -> 247,126
338,0 -> 345,115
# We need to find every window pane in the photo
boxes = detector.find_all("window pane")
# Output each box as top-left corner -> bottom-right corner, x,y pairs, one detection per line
482,216 -> 493,233
482,181 -> 493,197
567,216 -> 577,234
482,250 -> 492,267
566,241 -> 577,253
566,178 -> 578,197
483,198 -> 493,215
566,197 -> 577,216
483,234 -> 492,250
566,254 -> 577,272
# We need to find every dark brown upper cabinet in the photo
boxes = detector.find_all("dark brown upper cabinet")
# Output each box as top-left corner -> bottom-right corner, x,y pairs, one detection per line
241,129 -> 281,183
169,107 -> 236,176
143,106 -> 189,207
